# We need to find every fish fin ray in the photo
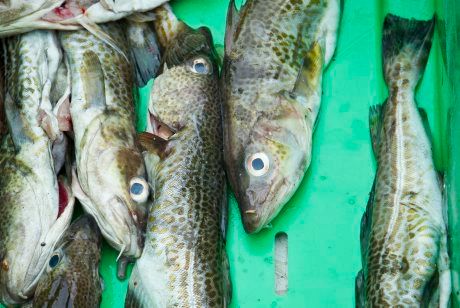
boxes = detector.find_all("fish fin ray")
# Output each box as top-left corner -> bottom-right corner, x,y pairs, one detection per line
369,104 -> 383,157
382,14 -> 435,86
4,93 -> 32,151
153,4 -> 181,49
77,15 -> 130,63
355,270 -> 365,308
289,42 -> 325,128
224,0 -> 239,56
80,51 -> 107,110
137,132 -> 169,158
126,20 -> 162,87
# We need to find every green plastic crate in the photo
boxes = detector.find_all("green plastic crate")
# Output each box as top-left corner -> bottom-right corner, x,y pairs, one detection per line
1,0 -> 457,307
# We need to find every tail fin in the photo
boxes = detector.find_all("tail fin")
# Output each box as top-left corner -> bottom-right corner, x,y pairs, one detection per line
125,266 -> 152,308
125,20 -> 162,87
153,4 -> 184,49
382,14 -> 435,87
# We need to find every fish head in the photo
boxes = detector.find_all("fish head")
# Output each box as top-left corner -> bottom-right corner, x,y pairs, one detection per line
32,214 -> 102,307
224,91 -> 311,233
0,175 -> 75,305
80,139 -> 148,259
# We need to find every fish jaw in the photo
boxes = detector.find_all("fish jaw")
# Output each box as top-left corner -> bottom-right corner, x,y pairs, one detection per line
0,176 -> 74,304
72,164 -> 145,258
224,96 -> 310,233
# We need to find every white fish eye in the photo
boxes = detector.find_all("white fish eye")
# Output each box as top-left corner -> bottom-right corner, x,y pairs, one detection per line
246,152 -> 270,177
129,177 -> 149,203
190,57 -> 211,75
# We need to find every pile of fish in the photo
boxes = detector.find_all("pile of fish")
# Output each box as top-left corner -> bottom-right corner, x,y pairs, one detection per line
0,0 -> 451,306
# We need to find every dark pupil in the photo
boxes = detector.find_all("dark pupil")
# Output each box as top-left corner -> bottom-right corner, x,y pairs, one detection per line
131,183 -> 144,195
252,158 -> 265,171
49,255 -> 60,268
194,62 -> 207,74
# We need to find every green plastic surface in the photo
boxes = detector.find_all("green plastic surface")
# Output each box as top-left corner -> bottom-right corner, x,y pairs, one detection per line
97,0 -> 459,307
0,0 -> 455,307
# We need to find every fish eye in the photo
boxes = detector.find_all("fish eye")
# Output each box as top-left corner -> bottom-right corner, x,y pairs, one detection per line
246,152 -> 270,177
129,177 -> 149,203
190,57 -> 211,75
49,253 -> 61,269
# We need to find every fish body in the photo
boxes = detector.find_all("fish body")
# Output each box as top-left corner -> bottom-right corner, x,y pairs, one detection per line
0,0 -> 169,38
357,15 -> 451,307
33,214 -> 103,308
59,24 -> 149,259
0,30 -> 74,305
125,24 -> 230,308
223,0 -> 341,233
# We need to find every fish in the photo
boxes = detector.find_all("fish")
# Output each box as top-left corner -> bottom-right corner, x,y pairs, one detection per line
125,17 -> 162,87
125,22 -> 231,307
222,0 -> 342,233
32,214 -> 103,308
356,15 -> 451,307
59,24 -> 149,262
0,0 -> 169,38
0,30 -> 75,305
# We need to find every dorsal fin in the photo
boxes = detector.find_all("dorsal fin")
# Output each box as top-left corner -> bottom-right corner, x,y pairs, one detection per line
80,51 -> 106,110
224,0 -> 240,56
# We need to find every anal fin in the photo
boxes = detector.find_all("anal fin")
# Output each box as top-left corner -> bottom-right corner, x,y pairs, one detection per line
369,104 -> 383,157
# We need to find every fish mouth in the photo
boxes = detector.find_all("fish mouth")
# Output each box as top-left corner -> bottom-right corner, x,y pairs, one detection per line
238,175 -> 292,234
93,197 -> 143,258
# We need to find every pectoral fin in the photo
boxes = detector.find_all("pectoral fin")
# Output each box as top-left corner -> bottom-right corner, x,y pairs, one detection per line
138,132 -> 169,159
80,51 -> 106,110
282,42 -> 325,128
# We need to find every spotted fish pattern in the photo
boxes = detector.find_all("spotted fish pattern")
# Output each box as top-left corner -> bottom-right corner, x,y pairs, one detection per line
125,24 -> 230,308
33,214 -> 103,308
59,24 -> 149,260
0,31 -> 74,305
357,15 -> 451,307
223,0 -> 341,233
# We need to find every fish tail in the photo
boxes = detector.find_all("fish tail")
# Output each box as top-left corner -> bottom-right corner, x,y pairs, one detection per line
125,20 -> 162,87
125,266 -> 151,308
382,14 -> 435,87
153,4 -> 183,48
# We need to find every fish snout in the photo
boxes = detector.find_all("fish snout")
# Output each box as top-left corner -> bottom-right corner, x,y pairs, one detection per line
105,197 -> 144,258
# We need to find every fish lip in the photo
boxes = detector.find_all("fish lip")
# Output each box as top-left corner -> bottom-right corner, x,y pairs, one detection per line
96,197 -> 143,258
237,175 -> 292,234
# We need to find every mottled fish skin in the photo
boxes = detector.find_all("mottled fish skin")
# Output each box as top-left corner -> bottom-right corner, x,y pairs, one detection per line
33,214 -> 103,308
59,24 -> 149,259
125,25 -> 230,308
223,0 -> 341,233
358,15 -> 450,307
0,31 -> 74,305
